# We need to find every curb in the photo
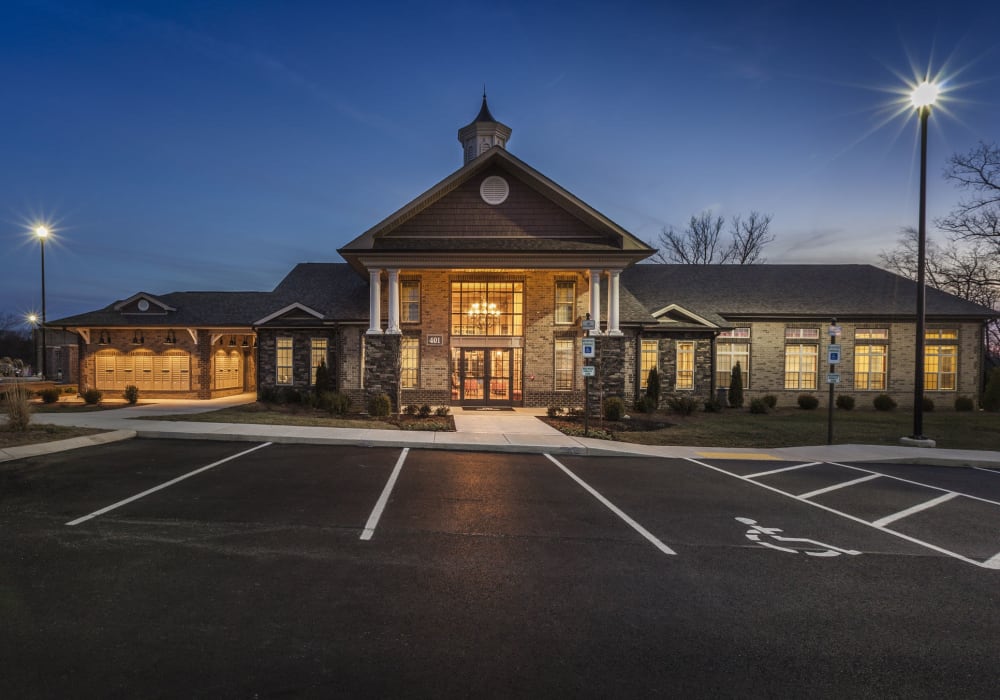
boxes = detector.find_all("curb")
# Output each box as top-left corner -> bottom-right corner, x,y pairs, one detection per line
0,430 -> 137,463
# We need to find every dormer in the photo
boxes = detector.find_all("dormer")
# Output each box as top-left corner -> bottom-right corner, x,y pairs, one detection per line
113,292 -> 176,316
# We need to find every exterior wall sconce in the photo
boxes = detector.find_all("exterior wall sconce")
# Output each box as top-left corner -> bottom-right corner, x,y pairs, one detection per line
97,331 -> 109,345
229,336 -> 237,347
241,336 -> 249,347
131,331 -> 144,345
164,329 -> 177,344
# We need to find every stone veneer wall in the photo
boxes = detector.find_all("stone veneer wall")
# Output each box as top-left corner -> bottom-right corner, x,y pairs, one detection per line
363,333 -> 401,411
256,328 -> 338,396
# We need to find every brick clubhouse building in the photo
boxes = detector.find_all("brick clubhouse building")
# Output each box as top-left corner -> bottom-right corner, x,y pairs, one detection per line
51,98 -> 996,410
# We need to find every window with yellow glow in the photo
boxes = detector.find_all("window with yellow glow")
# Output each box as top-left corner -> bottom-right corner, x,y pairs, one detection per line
784,344 -> 818,390
854,329 -> 888,390
310,338 -> 328,385
554,339 -> 574,391
401,336 -> 419,389
276,337 -> 293,385
676,341 -> 694,390
640,340 -> 658,389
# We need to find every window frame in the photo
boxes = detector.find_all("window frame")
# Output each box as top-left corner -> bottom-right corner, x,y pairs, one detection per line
401,335 -> 419,389
716,329 -> 750,389
784,343 -> 818,390
675,341 -> 695,391
639,339 -> 659,390
276,337 -> 293,386
554,280 -> 576,325
310,338 -> 329,386
854,329 -> 889,391
554,338 -> 575,391
400,279 -> 421,324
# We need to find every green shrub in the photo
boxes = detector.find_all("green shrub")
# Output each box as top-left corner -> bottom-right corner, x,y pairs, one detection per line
63,386 -> 77,394
123,384 -> 139,405
635,395 -> 657,413
797,394 -> 819,410
434,406 -> 450,417
983,368 -> 1000,411
39,387 -> 61,404
922,397 -> 935,412
954,396 -> 975,411
259,386 -> 278,403
873,394 -> 897,411
82,389 -> 102,405
836,394 -> 855,410
367,392 -> 392,417
280,387 -> 303,405
603,396 -> 625,421
762,394 -> 777,409
404,404 -> 418,416
703,399 -> 723,413
4,381 -> 32,431
314,360 -> 331,396
666,395 -> 698,416
645,367 -> 660,407
319,391 -> 351,415
547,406 -> 564,418
728,363 -> 744,408
749,398 -> 768,414
419,404 -> 432,418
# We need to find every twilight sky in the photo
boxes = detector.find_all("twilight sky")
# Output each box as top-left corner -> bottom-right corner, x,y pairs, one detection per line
3,0 -> 999,322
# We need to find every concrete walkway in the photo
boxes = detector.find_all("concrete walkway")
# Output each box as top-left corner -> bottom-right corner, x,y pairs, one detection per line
11,392 -> 1000,467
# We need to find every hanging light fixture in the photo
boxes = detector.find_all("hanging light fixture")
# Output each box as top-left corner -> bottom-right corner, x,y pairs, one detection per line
229,336 -> 237,346
164,329 -> 177,344
98,331 -> 108,345
467,298 -> 502,332
241,336 -> 249,347
131,331 -> 144,345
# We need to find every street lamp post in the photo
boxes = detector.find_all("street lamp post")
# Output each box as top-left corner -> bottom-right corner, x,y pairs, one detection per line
35,225 -> 49,380
910,82 -> 939,441
26,314 -> 38,376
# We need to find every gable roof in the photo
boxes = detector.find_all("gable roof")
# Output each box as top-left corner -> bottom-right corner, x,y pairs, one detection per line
620,264 -> 998,323
338,147 -> 654,272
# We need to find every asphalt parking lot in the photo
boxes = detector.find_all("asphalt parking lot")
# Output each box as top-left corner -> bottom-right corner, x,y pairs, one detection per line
2,439 -> 999,698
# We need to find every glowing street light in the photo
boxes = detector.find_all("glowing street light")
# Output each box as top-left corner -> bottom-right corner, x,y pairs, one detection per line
34,225 -> 49,380
909,80 -> 939,442
26,313 -> 39,376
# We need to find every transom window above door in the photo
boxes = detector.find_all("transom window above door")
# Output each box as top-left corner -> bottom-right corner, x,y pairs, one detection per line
451,281 -> 524,336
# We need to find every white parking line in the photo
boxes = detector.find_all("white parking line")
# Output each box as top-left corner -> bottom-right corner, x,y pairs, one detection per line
544,454 -> 676,556
827,462 -> 1000,509
744,462 -> 820,479
871,492 -> 959,528
685,457 -> 997,570
360,447 -> 408,541
973,467 -> 1000,477
66,442 -> 273,526
798,474 -> 880,500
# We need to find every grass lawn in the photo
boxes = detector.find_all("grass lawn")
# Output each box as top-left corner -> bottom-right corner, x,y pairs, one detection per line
0,423 -> 105,450
584,408 -> 1000,449
141,403 -> 456,432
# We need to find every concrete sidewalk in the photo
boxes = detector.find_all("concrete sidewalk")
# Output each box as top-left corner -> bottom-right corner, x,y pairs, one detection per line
14,393 -> 1000,468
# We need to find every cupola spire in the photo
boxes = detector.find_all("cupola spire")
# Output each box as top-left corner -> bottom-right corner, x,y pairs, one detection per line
458,91 -> 512,165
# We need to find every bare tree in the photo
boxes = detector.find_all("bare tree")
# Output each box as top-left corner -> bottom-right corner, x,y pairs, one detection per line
653,210 -> 774,264
880,227 -> 1000,360
937,141 -> 1000,251
729,211 -> 775,264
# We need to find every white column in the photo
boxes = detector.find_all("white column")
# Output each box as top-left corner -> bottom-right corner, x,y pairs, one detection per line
386,269 -> 401,334
588,269 -> 603,336
367,269 -> 382,334
608,269 -> 622,336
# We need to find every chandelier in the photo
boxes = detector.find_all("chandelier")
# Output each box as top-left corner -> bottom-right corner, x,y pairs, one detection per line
467,299 -> 502,331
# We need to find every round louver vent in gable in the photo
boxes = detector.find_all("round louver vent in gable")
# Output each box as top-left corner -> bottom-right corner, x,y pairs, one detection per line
480,175 -> 509,205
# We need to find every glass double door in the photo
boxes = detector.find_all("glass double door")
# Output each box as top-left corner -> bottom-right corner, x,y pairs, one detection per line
452,347 -> 523,405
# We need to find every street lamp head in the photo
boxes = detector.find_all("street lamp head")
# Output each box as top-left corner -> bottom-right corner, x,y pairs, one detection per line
910,81 -> 940,109
34,225 -> 50,239
27,313 -> 38,325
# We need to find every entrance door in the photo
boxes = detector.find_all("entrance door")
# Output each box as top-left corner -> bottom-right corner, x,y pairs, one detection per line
452,348 -> 522,406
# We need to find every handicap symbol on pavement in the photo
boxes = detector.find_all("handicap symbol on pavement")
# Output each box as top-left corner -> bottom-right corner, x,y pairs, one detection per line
736,517 -> 861,558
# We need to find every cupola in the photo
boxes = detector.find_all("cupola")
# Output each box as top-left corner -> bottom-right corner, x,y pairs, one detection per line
457,91 -> 512,165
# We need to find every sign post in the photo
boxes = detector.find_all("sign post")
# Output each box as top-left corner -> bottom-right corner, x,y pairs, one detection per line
582,314 -> 594,436
827,319 -> 841,444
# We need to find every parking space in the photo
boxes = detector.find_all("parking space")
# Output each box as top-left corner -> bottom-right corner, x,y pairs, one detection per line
2,439 -> 1000,697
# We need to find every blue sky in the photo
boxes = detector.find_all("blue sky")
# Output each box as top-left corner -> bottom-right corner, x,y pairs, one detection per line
3,0 -> 998,321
